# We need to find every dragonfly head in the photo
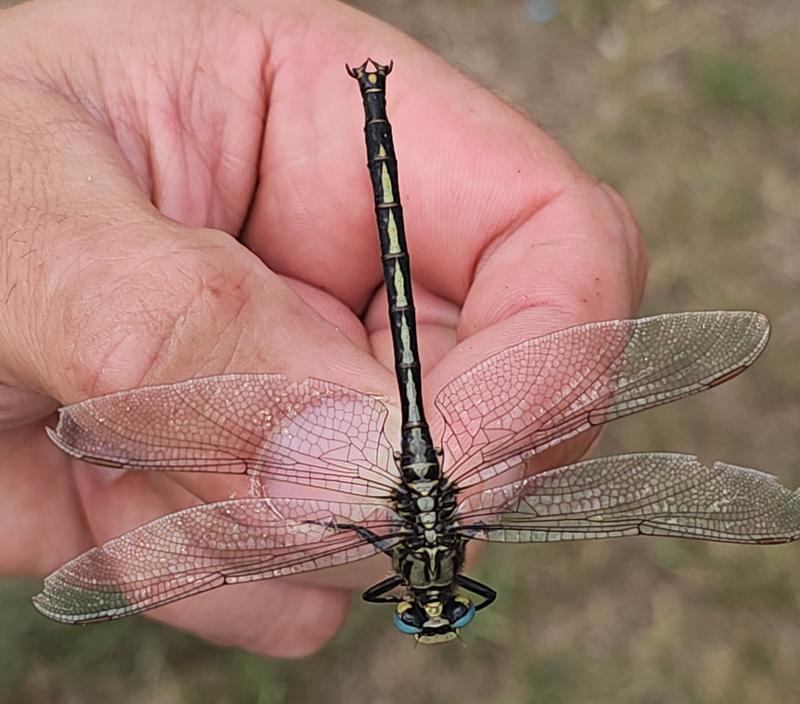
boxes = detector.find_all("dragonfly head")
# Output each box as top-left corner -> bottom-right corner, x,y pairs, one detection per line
392,594 -> 476,644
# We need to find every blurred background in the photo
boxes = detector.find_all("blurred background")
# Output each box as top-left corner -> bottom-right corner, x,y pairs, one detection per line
2,1 -> 799,702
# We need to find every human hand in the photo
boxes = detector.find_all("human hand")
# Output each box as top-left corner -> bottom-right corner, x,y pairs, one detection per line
0,0 -> 645,656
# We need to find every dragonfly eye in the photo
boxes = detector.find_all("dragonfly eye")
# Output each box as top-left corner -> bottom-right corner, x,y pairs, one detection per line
447,596 -> 476,630
393,602 -> 424,635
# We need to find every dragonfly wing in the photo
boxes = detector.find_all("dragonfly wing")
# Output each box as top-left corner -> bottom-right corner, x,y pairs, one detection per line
455,453 -> 800,544
33,498 -> 402,623
436,311 -> 769,489
48,374 -> 399,496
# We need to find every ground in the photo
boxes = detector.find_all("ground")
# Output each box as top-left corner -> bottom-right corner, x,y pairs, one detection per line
3,1 -> 799,702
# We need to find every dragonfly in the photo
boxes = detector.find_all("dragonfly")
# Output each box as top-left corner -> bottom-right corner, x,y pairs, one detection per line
34,59 -> 800,644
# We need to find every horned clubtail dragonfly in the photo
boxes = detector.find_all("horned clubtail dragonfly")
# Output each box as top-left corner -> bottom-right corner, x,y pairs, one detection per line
34,59 -> 800,644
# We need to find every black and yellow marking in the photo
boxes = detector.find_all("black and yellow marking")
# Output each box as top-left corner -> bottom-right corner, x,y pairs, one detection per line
348,59 -> 439,482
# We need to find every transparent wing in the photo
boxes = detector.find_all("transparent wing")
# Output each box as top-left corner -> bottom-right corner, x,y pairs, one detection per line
436,311 -> 769,489
48,374 -> 399,497
33,498 -> 402,623
455,453 -> 800,544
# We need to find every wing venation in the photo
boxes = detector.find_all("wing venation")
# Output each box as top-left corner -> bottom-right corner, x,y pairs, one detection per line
456,453 -> 800,544
33,497 -> 401,623
48,373 -> 400,497
436,311 -> 769,488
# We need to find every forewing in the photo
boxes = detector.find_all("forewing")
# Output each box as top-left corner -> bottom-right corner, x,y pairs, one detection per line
48,374 -> 399,496
33,498 -> 401,623
456,453 -> 800,544
436,311 -> 769,489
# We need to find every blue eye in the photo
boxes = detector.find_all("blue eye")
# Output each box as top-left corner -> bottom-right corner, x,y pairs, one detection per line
451,602 -> 475,629
393,611 -> 423,635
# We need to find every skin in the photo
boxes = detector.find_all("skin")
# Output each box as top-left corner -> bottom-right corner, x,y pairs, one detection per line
0,0 -> 646,657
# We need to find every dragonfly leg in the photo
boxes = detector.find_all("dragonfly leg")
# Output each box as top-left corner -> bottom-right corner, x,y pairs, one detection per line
303,517 -> 400,556
332,522 -> 398,556
362,575 -> 404,604
456,574 -> 497,610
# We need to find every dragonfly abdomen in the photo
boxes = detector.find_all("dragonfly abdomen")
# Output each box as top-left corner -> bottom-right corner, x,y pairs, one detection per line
348,59 -> 441,482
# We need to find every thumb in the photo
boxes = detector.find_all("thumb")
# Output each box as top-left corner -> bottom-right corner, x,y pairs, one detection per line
0,66 -> 390,658
0,80 -> 383,423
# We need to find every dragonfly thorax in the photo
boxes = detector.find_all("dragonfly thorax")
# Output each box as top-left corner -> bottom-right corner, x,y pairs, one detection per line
394,475 -> 458,539
391,478 -> 464,578
393,540 -> 464,585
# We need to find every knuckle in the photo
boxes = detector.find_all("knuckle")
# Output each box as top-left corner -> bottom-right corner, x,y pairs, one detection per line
595,182 -> 648,274
48,230 -> 259,399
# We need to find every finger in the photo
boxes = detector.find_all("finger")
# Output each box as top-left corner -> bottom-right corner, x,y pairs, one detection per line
422,182 -> 645,471
0,80 -> 390,501
0,423 -> 90,576
0,43 -> 384,409
237,3 -> 645,370
435,181 -> 646,371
